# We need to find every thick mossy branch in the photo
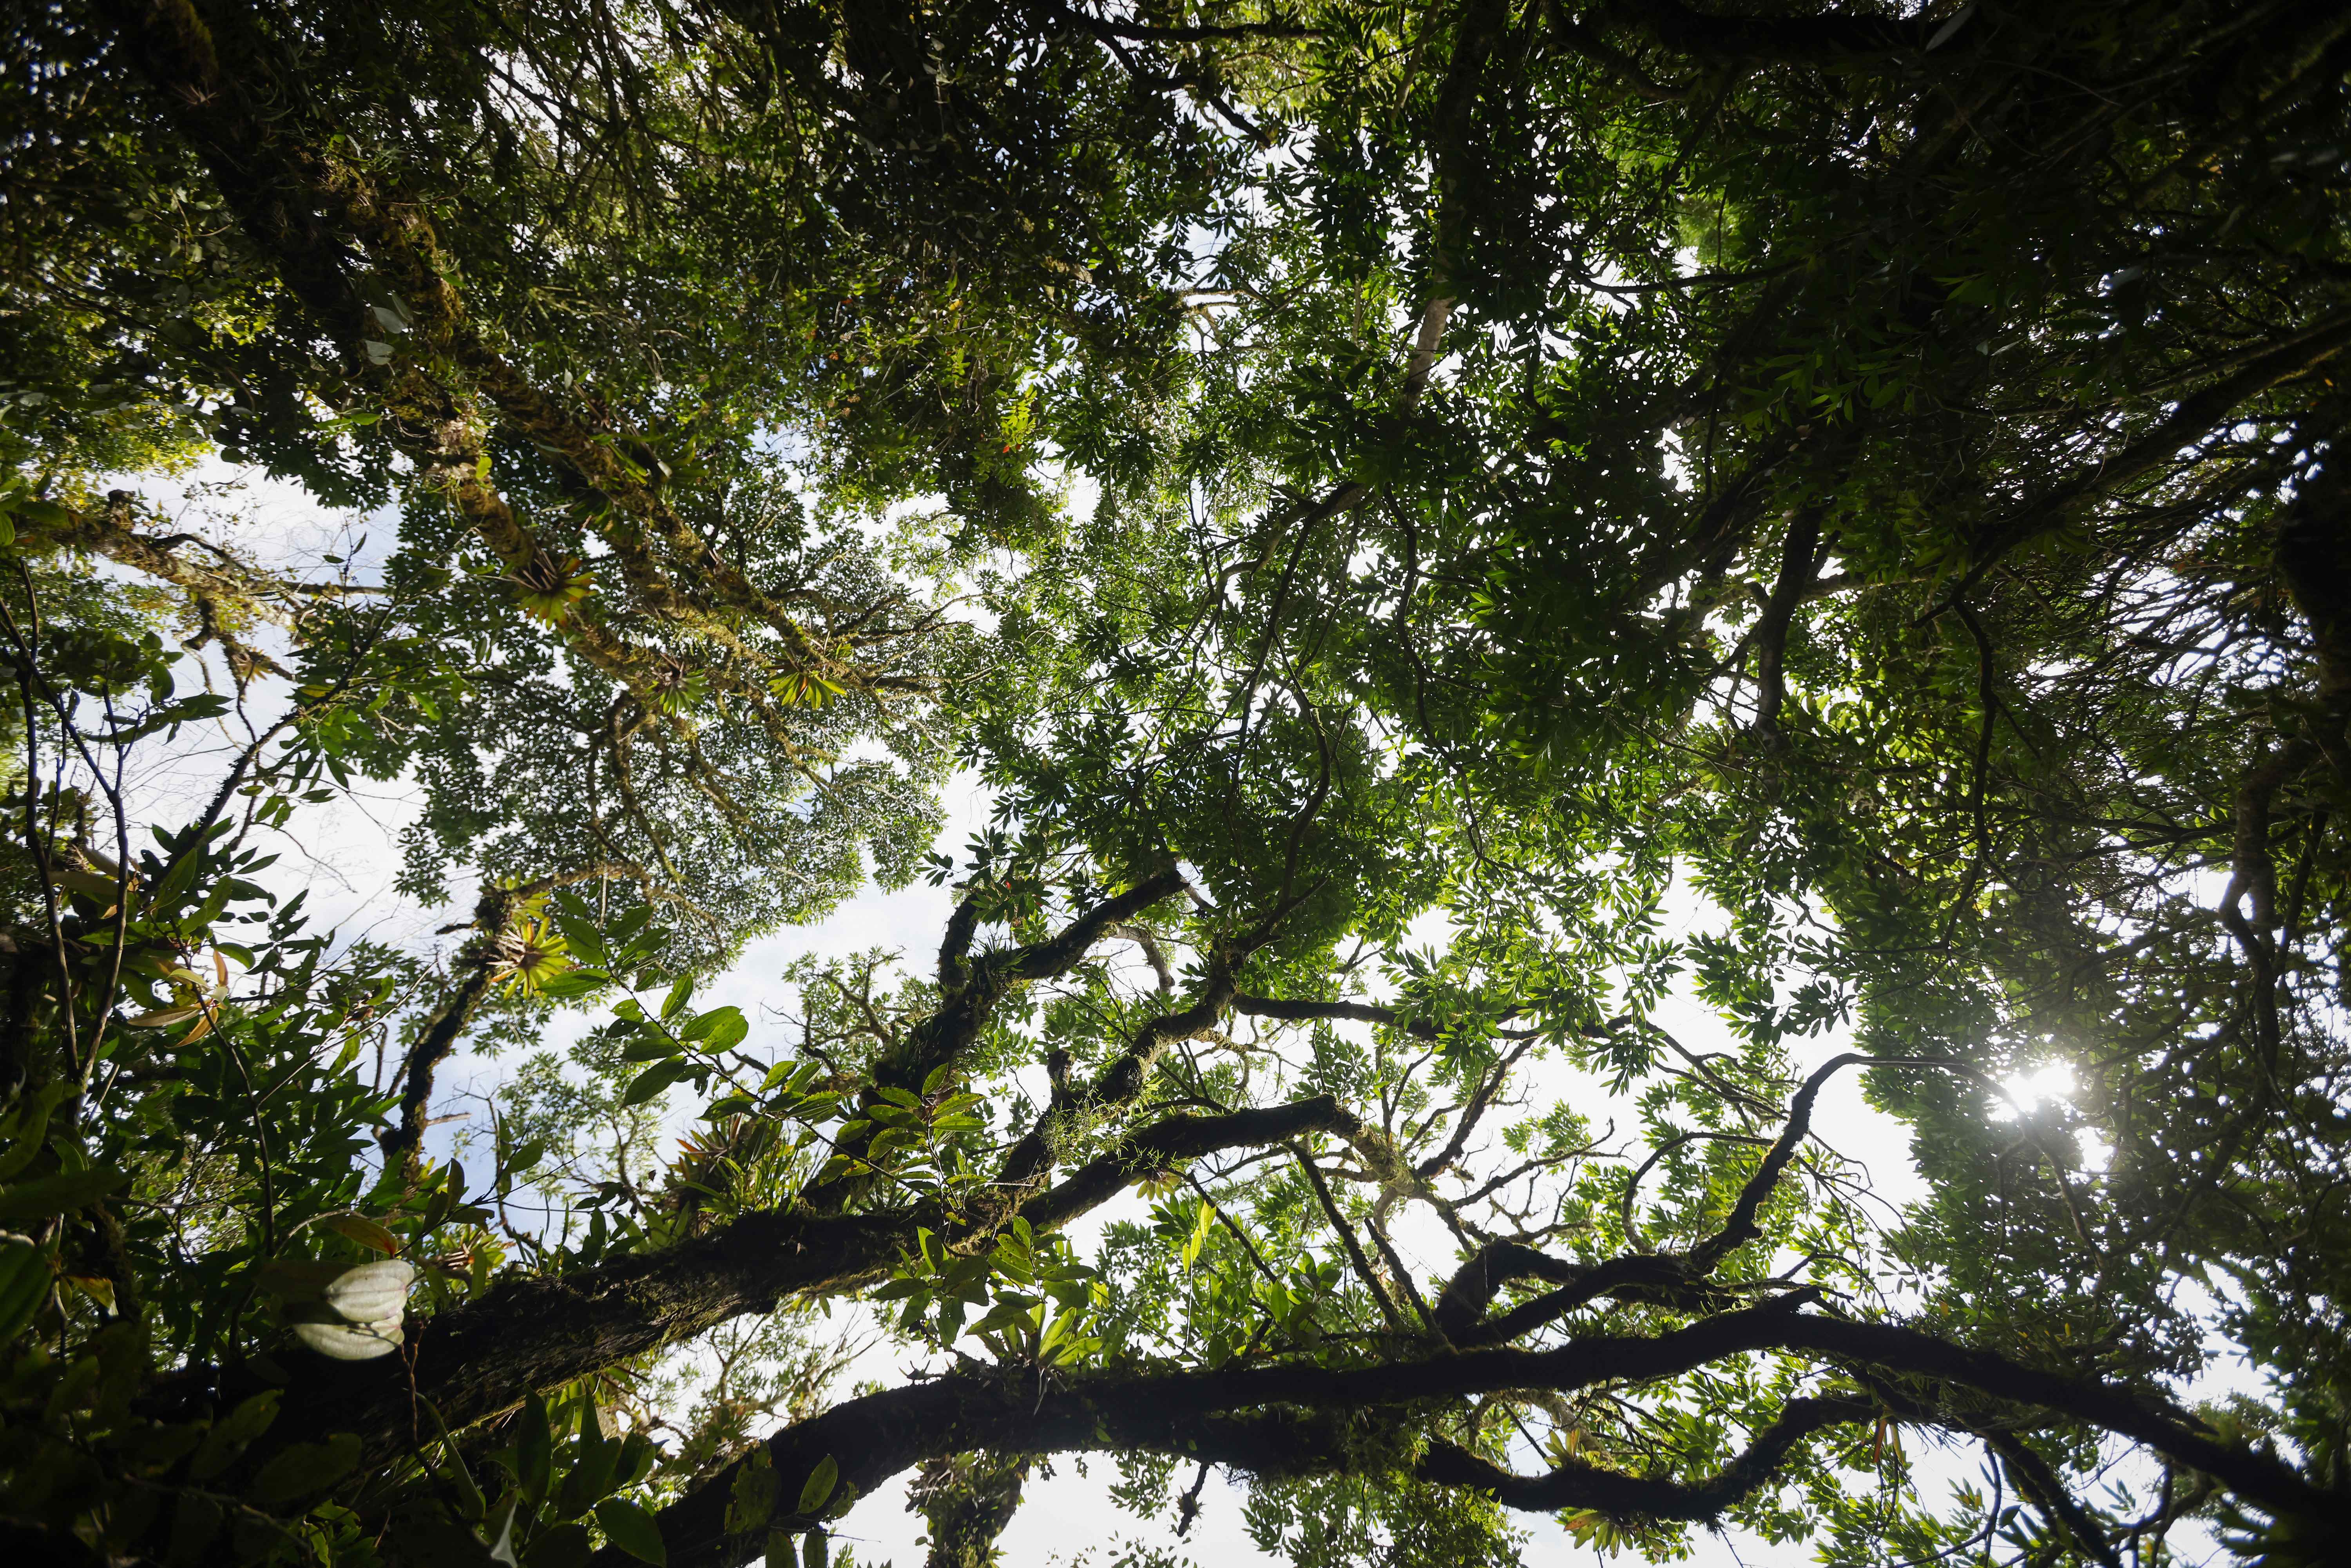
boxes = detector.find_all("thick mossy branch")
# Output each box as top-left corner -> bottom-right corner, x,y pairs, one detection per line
605,1293 -> 2329,1568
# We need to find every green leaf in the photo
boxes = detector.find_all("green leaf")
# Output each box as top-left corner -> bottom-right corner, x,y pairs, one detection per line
594,1497 -> 667,1565
252,1258 -> 354,1302
42,1351 -> 101,1425
188,1390 -> 280,1480
540,969 -> 612,1000
623,1058 -> 691,1106
0,1082 -> 66,1179
167,1493 -> 223,1566
487,1500 -> 522,1567
681,1006 -> 748,1051
518,1392 -> 554,1507
726,1447 -> 776,1534
622,1036 -> 685,1062
794,1454 -> 839,1516
388,1505 -> 503,1568
423,1398 -> 486,1521
51,865 -> 125,902
966,1297 -> 1040,1339
105,1419 -> 206,1472
106,693 -> 234,747
557,1410 -> 622,1519
614,1430 -> 657,1490
0,1165 -> 125,1222
1180,1200 -> 1215,1271
250,1432 -> 362,1506
801,1528 -> 828,1568
551,901 -> 609,967
525,1523 -> 593,1568
0,1239 -> 52,1342
210,1385 -> 282,1440
321,1213 -> 402,1255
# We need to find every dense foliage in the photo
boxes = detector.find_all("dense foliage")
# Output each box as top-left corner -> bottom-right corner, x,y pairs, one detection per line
2,2 -> 2348,1566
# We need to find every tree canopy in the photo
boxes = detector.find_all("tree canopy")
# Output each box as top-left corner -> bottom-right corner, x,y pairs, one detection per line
2,2 -> 2348,1567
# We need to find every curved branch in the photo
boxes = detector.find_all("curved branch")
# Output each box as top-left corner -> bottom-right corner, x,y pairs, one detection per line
1414,1036 -> 1538,1180
1234,992 -> 1444,1039
19,492 -> 380,627
1768,1315 -> 2322,1516
1416,1392 -> 1873,1516
605,1294 -> 2327,1568
993,947 -> 1239,1192
1984,1429 -> 2125,1568
166,1206 -> 923,1477
998,868 -> 1189,986
1106,922 -> 1175,993
1232,992 -> 1551,1044
375,942 -> 498,1185
1953,306 -> 2351,595
808,868 -> 1188,1209
1435,1246 -> 1713,1345
595,1295 -> 1834,1568
1019,1095 -> 1361,1234
1686,1052 -> 1985,1273
378,869 -> 641,1182
1686,1052 -> 1865,1271
1292,1139 -> 1412,1334
1438,1056 -> 1982,1347
233,1092 -> 1355,1481
1751,503 -> 1824,746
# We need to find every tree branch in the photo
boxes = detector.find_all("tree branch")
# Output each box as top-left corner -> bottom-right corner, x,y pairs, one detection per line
1953,307 -> 2351,595
1292,1141 -> 1412,1335
1751,504 -> 1824,747
1686,1051 -> 1862,1272
607,1292 -> 2328,1568
1018,1096 -> 1362,1234
1435,1246 -> 1711,1345
1984,1428 -> 2125,1568
808,868 -> 1189,1209
993,953 -> 1239,1192
1416,1392 -> 1873,1515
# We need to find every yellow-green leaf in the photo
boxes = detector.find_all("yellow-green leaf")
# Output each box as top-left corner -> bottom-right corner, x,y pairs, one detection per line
321,1213 -> 403,1255
794,1454 -> 838,1516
